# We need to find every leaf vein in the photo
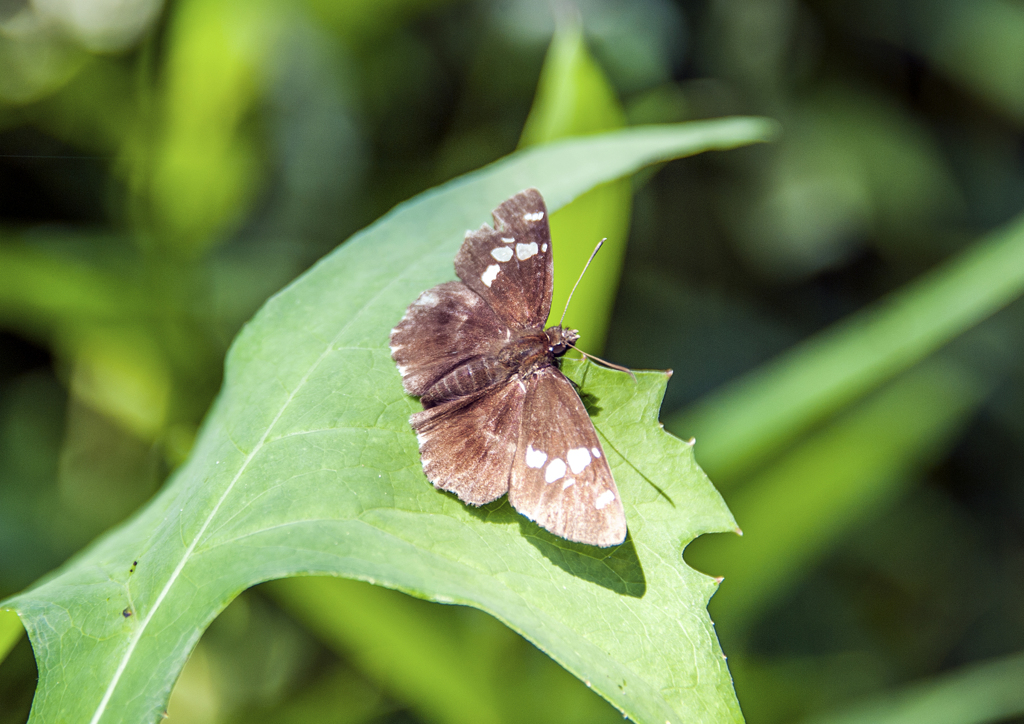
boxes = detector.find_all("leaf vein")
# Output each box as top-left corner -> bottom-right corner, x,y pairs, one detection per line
86,254 -> 422,723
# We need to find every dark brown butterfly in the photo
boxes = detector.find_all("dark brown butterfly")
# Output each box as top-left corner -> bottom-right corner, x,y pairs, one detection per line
390,188 -> 627,547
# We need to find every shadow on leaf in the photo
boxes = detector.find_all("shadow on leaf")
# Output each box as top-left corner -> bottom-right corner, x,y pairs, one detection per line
522,522 -> 647,598
465,497 -> 520,526
576,387 -> 603,417
464,497 -> 646,597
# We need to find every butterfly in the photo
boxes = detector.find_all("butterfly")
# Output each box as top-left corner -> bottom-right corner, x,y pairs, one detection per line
389,188 -> 627,547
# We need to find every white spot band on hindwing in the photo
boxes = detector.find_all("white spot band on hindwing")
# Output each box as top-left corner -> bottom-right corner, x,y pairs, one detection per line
525,444 -> 547,469
523,211 -> 544,222
516,242 -> 539,260
490,246 -> 513,262
481,264 -> 500,287
501,236 -> 515,243
595,490 -> 615,509
567,447 -> 591,474
545,458 -> 566,483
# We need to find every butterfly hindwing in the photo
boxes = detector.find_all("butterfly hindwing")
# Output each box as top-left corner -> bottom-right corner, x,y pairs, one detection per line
454,188 -> 553,330
410,379 -> 527,505
509,367 -> 626,547
390,281 -> 509,397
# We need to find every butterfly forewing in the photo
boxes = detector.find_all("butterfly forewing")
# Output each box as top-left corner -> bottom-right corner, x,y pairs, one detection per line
410,379 -> 527,505
390,281 -> 510,397
509,367 -> 626,547
454,188 -> 553,330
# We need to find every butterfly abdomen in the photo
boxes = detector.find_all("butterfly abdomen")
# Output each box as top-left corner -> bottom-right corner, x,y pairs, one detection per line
420,356 -> 510,407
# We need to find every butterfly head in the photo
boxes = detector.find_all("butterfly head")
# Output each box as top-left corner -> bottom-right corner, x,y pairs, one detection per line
545,325 -> 579,357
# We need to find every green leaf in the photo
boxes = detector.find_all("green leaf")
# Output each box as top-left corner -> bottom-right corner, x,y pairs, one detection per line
2,120 -> 775,724
519,23 -> 627,146
0,609 -> 23,665
520,22 -> 631,353
670,209 -> 1024,483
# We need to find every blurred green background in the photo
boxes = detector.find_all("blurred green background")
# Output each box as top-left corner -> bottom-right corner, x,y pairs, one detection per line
2,0 -> 1024,722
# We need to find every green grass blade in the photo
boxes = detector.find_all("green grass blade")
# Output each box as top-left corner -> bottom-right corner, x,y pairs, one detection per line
0,243 -> 135,335
687,357 -> 991,631
798,650 -> 1024,724
670,211 -> 1024,483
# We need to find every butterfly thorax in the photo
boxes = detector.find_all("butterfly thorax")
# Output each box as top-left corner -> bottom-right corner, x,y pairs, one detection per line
420,326 -> 578,408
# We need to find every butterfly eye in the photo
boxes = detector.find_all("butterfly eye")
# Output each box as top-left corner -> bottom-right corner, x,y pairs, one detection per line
546,326 -> 579,356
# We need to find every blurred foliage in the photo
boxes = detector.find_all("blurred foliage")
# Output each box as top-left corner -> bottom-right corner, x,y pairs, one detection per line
1,0 -> 1024,723
519,19 -> 631,353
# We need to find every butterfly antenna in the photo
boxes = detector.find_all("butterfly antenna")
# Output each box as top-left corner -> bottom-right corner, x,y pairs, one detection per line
567,342 -> 638,383
558,239 -> 605,328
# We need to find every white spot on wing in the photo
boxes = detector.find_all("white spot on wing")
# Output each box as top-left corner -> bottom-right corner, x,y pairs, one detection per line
595,490 -> 615,510
490,246 -> 513,262
525,445 -> 547,469
562,478 -> 575,490
516,242 -> 539,260
501,236 -> 515,243
396,364 -> 409,376
481,264 -> 500,287
545,458 -> 566,483
567,447 -> 592,474
591,447 -> 601,458
419,290 -> 440,307
541,243 -> 548,252
416,432 -> 427,449
523,211 -> 545,222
